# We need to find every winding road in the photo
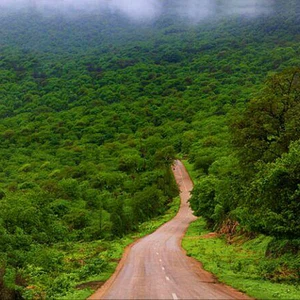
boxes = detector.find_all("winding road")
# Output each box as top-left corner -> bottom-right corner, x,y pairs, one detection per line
89,160 -> 250,299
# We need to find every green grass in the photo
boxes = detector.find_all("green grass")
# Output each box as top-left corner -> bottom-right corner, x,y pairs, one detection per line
181,159 -> 197,181
22,197 -> 180,300
182,218 -> 300,299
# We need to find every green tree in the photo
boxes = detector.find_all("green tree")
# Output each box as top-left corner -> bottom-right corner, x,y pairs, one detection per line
231,68 -> 300,172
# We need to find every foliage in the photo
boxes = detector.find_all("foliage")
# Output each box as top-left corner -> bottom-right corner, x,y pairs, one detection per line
183,218 -> 300,299
190,69 -> 300,239
0,1 -> 299,298
231,68 -> 300,170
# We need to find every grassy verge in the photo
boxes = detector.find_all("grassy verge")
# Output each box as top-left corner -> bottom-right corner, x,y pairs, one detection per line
181,159 -> 300,300
181,159 -> 197,181
22,197 -> 180,300
183,218 -> 300,299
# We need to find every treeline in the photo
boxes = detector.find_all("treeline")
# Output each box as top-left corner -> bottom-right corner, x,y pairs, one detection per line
190,68 -> 300,239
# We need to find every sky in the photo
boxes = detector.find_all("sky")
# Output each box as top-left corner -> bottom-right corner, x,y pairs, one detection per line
0,0 -> 274,21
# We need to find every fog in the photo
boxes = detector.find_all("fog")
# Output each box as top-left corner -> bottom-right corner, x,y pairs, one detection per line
173,0 -> 274,22
0,0 -> 162,20
0,0 -> 275,21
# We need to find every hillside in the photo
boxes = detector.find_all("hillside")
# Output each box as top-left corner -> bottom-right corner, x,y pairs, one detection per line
0,0 -> 299,298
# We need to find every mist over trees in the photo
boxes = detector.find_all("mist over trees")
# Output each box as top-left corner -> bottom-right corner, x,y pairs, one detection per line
0,0 -> 289,20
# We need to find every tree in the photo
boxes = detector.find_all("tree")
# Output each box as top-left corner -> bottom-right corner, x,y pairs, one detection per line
132,186 -> 165,223
154,146 -> 176,167
244,140 -> 300,238
231,68 -> 300,172
189,176 -> 218,228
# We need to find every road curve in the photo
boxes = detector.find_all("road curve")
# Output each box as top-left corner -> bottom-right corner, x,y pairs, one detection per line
89,160 -> 251,300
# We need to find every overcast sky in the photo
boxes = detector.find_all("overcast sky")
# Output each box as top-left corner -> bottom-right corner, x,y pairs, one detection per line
0,0 -> 274,21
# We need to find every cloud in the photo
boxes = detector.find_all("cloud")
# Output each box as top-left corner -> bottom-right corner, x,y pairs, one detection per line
107,0 -> 162,20
224,0 -> 274,16
175,0 -> 273,21
175,0 -> 214,21
0,0 -> 274,21
0,0 -> 162,21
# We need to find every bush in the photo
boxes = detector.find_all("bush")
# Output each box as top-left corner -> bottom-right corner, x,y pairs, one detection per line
78,257 -> 108,280
189,176 -> 218,227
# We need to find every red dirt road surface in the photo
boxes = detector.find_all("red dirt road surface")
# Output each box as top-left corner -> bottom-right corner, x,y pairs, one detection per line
89,160 -> 251,299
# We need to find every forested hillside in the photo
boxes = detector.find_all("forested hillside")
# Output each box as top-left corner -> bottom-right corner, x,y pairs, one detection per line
0,0 -> 299,298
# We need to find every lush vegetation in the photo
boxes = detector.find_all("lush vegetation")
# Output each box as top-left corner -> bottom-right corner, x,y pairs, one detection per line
0,0 -> 299,298
183,218 -> 300,299
190,68 -> 300,239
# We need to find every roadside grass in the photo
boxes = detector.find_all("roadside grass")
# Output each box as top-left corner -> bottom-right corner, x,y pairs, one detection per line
23,196 -> 180,300
179,159 -> 198,182
181,159 -> 300,300
182,218 -> 300,299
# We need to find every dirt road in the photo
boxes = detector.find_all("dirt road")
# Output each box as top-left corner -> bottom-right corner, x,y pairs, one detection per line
89,160 -> 250,299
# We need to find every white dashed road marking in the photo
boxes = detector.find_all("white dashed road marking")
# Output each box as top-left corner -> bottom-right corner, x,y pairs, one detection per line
172,293 -> 178,300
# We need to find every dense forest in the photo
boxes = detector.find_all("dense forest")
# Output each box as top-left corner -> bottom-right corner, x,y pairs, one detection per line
0,0 -> 299,298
